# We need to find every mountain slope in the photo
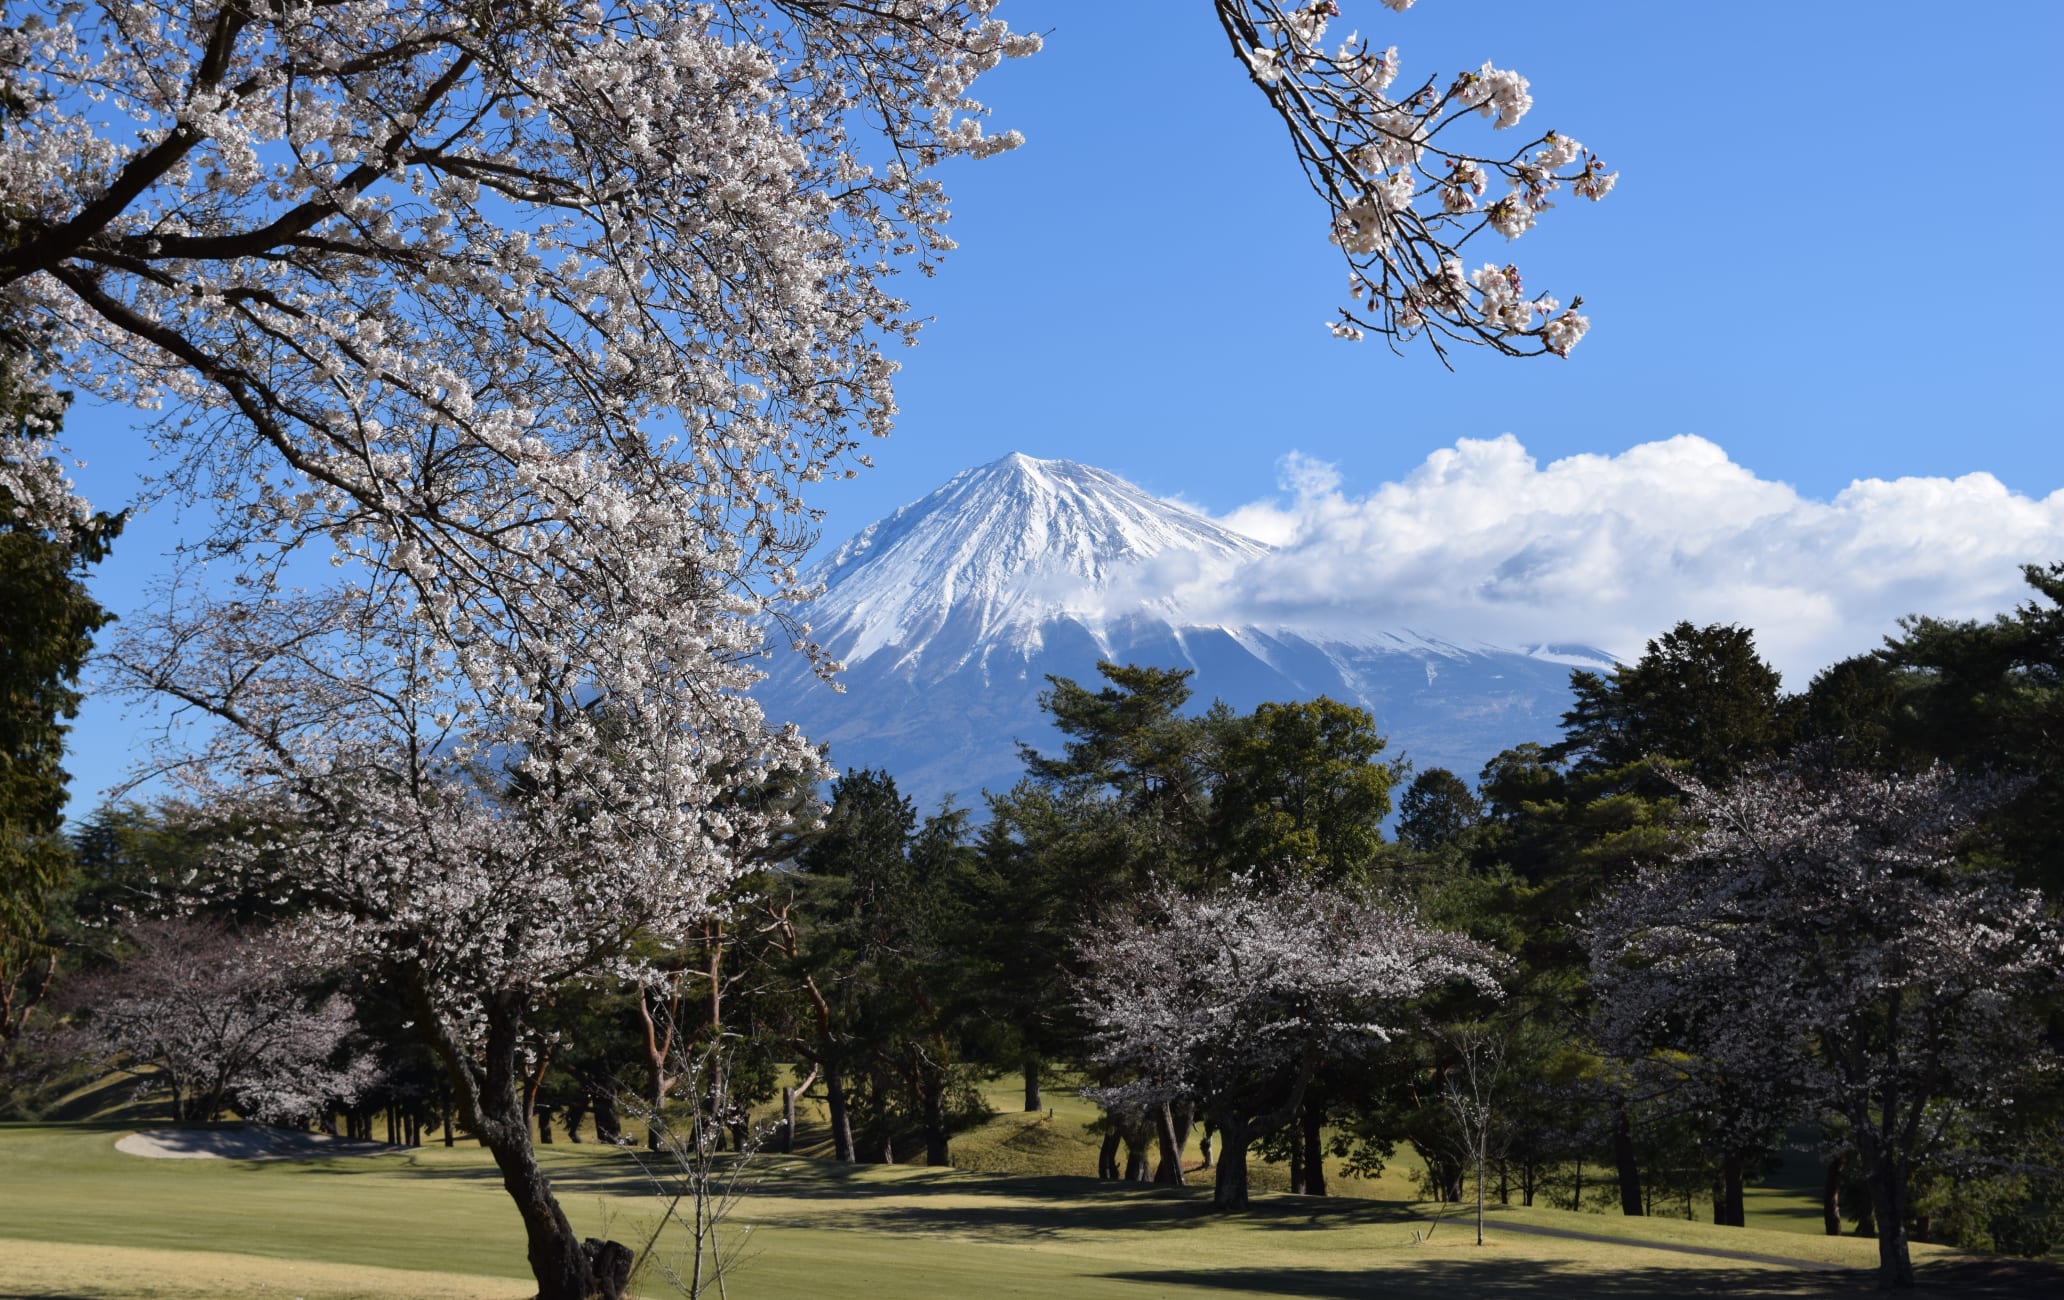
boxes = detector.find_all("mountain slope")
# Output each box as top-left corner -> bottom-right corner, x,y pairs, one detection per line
758,454 -> 1611,808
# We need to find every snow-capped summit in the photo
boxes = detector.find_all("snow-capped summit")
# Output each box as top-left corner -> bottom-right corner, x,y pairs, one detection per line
810,453 -> 1267,665
759,455 -> 1613,810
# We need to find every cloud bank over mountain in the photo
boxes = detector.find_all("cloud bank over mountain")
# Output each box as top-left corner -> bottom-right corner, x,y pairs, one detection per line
1203,436 -> 2064,682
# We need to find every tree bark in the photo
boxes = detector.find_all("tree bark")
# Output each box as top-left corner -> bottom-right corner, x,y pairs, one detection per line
1023,1058 -> 1041,1113
1153,1103 -> 1185,1186
1613,1102 -> 1644,1216
1301,1099 -> 1327,1197
592,1091 -> 622,1145
1717,1152 -> 1745,1228
1860,1135 -> 1914,1288
779,1063 -> 818,1156
1822,1154 -> 1845,1236
1097,1130 -> 1122,1180
825,1067 -> 855,1163
636,984 -> 677,1152
1122,1127 -> 1150,1182
458,988 -> 629,1300
922,1071 -> 950,1167
1213,1115 -> 1251,1210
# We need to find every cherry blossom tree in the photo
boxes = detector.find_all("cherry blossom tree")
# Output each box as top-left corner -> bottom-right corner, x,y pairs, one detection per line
1590,765 -> 2064,1289
66,916 -> 375,1125
107,571 -> 831,1299
7,4 -> 1032,1296
1076,875 -> 1500,1209
1220,0 -> 1616,358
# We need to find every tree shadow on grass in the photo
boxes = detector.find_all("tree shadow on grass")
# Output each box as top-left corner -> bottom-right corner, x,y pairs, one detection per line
1097,1257 -> 2064,1299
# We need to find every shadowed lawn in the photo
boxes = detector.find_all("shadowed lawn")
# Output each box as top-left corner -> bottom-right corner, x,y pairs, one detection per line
2,1123 -> 2050,1299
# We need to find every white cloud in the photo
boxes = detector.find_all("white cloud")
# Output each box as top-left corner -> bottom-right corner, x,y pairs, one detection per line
1201,435 -> 2064,683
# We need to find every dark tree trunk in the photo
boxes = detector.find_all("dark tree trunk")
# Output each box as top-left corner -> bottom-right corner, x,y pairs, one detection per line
564,1097 -> 586,1144
1199,1123 -> 1213,1169
1153,1103 -> 1185,1185
442,1090 -> 456,1147
922,1072 -> 950,1167
463,990 -> 630,1300
1522,1153 -> 1535,1207
1822,1154 -> 1845,1236
825,1068 -> 855,1163
537,1106 -> 554,1144
1288,1121 -> 1305,1194
1860,1135 -> 1914,1289
1213,1115 -> 1251,1210
645,1072 -> 666,1151
592,1092 -> 622,1146
1715,1152 -> 1745,1228
1023,1058 -> 1041,1113
1097,1130 -> 1122,1180
1123,1128 -> 1150,1182
1613,1103 -> 1643,1216
1301,1100 -> 1326,1197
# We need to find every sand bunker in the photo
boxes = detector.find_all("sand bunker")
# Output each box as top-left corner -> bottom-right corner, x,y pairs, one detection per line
115,1124 -> 397,1161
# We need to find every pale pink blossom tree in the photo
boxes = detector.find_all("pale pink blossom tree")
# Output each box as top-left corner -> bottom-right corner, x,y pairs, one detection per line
14,5 -> 1035,1297
1590,765 -> 2064,1290
1076,875 -> 1500,1209
67,916 -> 375,1125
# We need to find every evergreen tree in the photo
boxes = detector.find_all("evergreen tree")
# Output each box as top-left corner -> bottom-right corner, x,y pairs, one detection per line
1396,768 -> 1482,855
1,352 -> 115,1064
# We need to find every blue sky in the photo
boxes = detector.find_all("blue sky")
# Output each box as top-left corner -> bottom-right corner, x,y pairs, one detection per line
57,0 -> 2064,810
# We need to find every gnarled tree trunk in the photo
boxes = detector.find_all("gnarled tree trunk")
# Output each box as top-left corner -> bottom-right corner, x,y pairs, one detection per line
417,975 -> 631,1300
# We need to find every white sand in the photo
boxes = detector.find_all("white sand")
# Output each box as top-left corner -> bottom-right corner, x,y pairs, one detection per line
115,1124 -> 398,1160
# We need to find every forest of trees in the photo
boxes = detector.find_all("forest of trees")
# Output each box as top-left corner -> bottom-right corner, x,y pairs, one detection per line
8,569 -> 2064,1293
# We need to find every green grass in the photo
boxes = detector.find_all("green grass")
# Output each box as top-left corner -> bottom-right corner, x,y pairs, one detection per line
6,1120 -> 2043,1300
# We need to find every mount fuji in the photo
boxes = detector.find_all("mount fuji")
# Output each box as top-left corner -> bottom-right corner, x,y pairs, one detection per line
755,453 -> 1614,810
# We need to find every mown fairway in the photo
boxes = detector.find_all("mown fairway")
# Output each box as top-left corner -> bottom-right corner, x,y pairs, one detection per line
7,1121 -> 2050,1300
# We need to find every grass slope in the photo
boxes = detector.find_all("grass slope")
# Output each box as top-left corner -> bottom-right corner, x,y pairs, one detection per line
5,1121 -> 2045,1300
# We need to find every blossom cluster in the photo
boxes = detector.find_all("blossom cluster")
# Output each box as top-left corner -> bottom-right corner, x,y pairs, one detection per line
1589,764 -> 2064,1191
1220,1 -> 1616,359
1075,874 -> 1499,1119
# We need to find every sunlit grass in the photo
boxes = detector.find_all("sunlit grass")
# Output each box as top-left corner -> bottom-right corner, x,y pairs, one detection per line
3,1119 -> 2000,1300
